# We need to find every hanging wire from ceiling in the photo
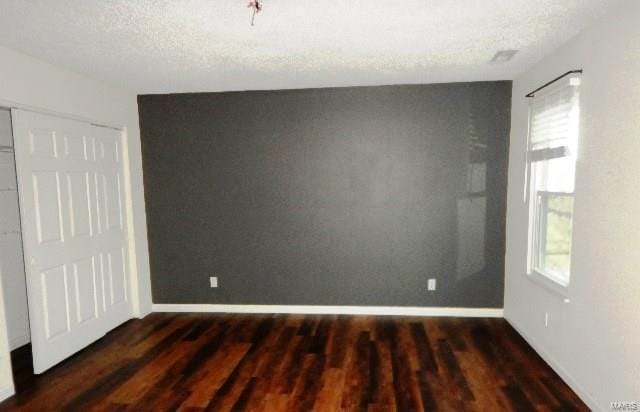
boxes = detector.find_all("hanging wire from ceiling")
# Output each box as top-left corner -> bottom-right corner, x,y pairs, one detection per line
247,0 -> 263,26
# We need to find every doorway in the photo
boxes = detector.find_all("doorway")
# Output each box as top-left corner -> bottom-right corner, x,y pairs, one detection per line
0,107 -> 134,377
0,108 -> 30,353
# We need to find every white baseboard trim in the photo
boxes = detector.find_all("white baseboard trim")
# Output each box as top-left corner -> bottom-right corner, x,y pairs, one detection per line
505,315 -> 600,411
152,304 -> 504,318
9,333 -> 30,351
0,385 -> 15,403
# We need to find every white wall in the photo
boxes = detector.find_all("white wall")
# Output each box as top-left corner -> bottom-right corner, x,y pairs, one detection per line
0,45 -> 152,400
504,1 -> 640,410
0,109 -> 30,351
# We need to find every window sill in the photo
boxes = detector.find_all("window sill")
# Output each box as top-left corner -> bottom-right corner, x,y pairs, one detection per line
526,270 -> 571,302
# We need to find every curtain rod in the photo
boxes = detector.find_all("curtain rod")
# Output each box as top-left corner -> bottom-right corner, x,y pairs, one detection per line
525,69 -> 583,98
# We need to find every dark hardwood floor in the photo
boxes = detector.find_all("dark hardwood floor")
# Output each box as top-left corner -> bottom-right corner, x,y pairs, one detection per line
0,313 -> 587,411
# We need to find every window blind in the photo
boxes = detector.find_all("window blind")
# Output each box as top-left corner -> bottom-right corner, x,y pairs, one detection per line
528,77 -> 581,161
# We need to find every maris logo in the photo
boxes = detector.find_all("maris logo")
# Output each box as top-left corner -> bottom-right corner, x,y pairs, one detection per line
611,401 -> 639,411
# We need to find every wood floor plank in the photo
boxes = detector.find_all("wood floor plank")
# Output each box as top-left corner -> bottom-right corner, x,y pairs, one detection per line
0,314 -> 589,412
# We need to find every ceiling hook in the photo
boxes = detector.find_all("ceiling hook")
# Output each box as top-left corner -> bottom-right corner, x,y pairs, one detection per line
248,0 -> 262,26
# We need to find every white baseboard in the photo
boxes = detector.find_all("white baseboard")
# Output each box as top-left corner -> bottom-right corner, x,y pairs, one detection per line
152,304 -> 504,318
9,333 -> 30,351
0,385 -> 15,403
504,315 -> 600,411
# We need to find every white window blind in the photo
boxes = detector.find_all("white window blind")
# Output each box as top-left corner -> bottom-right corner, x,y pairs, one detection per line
528,78 -> 580,161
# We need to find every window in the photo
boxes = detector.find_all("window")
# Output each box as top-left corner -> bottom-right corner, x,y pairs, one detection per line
527,75 -> 581,287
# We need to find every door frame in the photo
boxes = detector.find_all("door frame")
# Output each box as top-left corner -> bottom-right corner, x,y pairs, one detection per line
0,100 -> 147,399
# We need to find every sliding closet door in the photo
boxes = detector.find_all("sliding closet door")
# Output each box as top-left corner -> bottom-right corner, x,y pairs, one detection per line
11,109 -> 132,373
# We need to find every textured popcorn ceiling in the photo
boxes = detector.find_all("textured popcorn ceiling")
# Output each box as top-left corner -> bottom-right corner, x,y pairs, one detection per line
0,0 -> 619,93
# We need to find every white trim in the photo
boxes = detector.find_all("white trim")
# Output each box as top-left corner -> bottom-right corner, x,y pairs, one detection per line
120,127 -> 143,318
8,333 -> 29,351
152,304 -> 504,317
505,315 -> 599,411
0,385 -> 15,403
0,98 -> 122,130
526,271 -> 571,300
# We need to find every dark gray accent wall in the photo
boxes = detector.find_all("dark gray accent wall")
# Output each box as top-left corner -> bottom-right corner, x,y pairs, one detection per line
138,82 -> 511,307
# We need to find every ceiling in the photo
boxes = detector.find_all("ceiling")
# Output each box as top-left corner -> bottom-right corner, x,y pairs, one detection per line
0,0 -> 619,94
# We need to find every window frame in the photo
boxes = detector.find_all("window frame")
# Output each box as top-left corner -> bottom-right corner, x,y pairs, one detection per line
525,76 -> 581,295
532,190 -> 574,286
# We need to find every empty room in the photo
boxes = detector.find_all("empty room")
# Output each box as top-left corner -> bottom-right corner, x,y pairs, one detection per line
0,0 -> 638,411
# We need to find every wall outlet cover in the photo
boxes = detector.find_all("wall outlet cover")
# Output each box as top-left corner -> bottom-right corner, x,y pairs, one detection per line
210,277 -> 218,288
428,278 -> 437,291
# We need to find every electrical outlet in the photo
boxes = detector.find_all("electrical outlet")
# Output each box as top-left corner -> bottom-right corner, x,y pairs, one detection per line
427,278 -> 437,291
544,312 -> 549,327
210,277 -> 218,288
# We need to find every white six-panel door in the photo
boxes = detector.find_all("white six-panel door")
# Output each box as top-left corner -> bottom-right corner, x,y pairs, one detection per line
11,109 -> 132,373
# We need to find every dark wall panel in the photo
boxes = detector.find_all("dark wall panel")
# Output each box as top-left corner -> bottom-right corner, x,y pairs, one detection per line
138,82 -> 511,307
